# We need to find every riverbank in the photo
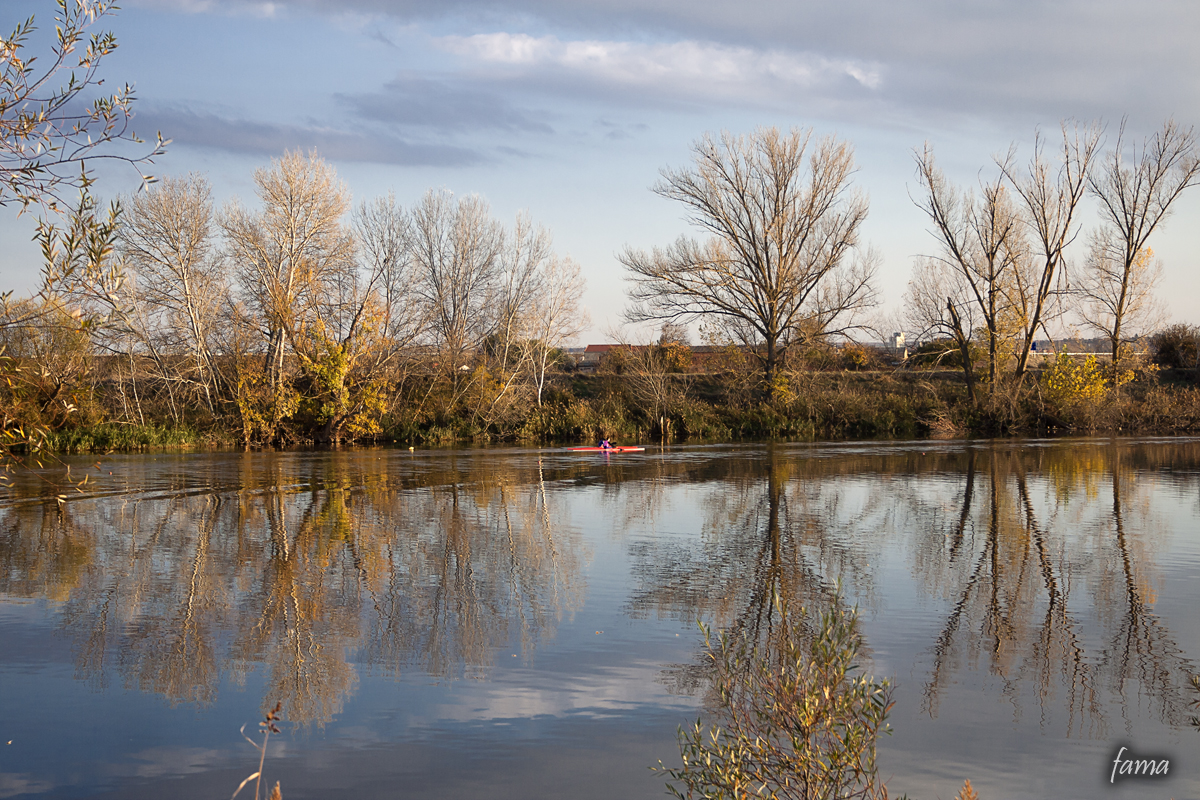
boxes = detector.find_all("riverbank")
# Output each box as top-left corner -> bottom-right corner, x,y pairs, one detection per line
38,367 -> 1200,452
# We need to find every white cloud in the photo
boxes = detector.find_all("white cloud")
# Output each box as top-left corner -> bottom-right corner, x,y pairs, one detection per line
0,773 -> 54,799
128,0 -> 282,16
436,32 -> 883,102
422,660 -> 695,723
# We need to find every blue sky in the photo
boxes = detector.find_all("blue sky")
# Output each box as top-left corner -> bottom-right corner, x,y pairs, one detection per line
3,0 -> 1198,342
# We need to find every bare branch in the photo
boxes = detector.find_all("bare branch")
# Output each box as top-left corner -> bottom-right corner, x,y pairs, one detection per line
998,121 -> 1103,378
621,127 -> 875,391
1082,119 -> 1199,370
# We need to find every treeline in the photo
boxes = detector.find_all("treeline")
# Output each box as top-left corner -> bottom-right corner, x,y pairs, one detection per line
612,120 -> 1200,439
4,120 -> 1200,450
899,120 -> 1200,416
579,333 -> 1200,444
1,151 -> 588,446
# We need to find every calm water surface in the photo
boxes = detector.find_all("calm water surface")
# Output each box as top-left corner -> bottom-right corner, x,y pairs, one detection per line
2,439 -> 1200,799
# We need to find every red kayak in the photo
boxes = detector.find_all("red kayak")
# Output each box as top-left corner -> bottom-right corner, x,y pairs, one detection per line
569,446 -> 646,453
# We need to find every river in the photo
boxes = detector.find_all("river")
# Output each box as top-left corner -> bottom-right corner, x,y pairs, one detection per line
2,438 -> 1199,799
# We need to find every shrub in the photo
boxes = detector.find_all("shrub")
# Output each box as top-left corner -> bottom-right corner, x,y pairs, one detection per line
1152,323 -> 1200,370
660,594 -> 894,800
1041,350 -> 1107,411
791,342 -> 839,371
766,371 -> 794,405
839,343 -> 885,371
48,423 -> 205,452
908,338 -> 979,370
1124,384 -> 1200,433
676,399 -> 731,441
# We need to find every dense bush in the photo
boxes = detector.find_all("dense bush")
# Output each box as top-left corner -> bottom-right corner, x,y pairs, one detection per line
660,594 -> 894,800
839,343 -> 887,371
1041,350 -> 1108,410
1122,384 -> 1200,432
1152,323 -> 1200,370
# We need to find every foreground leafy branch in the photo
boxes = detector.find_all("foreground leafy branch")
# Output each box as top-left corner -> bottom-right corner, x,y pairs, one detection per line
661,594 -> 895,800
1,0 -> 165,212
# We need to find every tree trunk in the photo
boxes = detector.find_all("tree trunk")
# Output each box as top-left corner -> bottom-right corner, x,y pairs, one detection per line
947,298 -> 977,405
1110,316 -> 1123,381
764,335 -> 779,400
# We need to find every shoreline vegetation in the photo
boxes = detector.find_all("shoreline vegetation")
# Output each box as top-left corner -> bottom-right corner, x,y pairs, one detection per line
2,127 -> 1195,458
17,349 -> 1200,455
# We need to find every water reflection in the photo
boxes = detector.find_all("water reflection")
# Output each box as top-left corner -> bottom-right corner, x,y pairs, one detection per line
916,446 -> 1197,739
626,451 -> 874,698
0,452 -> 584,724
4,439 -> 1200,800
625,441 -> 1200,740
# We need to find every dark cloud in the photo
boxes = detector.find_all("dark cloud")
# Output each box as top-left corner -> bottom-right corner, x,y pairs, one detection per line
142,0 -> 1199,62
367,27 -> 400,49
338,74 -> 554,134
595,118 -> 649,141
134,107 -> 488,166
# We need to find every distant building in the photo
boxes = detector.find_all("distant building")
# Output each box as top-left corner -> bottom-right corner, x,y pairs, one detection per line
578,344 -> 621,371
1030,337 -> 1131,358
687,345 -> 733,372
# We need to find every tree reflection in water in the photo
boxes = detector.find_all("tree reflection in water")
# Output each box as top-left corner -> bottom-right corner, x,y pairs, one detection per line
919,446 -> 1198,739
2,441 -> 1199,743
0,451 -> 584,725
626,442 -> 1200,740
627,445 -> 892,698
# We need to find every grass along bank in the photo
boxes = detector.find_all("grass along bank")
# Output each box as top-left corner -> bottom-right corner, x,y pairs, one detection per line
13,359 -> 1200,454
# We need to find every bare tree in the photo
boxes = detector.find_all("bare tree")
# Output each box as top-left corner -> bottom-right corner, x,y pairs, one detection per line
903,257 -> 981,404
913,146 -> 1029,392
118,174 -> 226,412
1076,235 -> 1164,370
409,189 -> 504,372
493,213 -> 550,365
622,127 -> 877,392
1083,120 -> 1199,371
38,189 -> 184,424
658,321 -> 689,346
353,193 -> 425,362
479,212 -> 552,422
288,193 -> 430,443
523,254 -> 587,406
998,122 -> 1102,378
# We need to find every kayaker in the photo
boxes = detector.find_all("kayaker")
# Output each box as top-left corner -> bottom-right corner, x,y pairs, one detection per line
599,438 -> 614,450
